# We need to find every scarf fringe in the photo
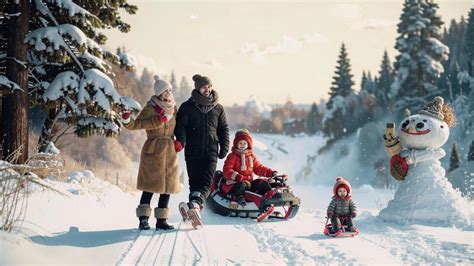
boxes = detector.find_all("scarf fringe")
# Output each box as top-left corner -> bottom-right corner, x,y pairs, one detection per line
240,150 -> 253,171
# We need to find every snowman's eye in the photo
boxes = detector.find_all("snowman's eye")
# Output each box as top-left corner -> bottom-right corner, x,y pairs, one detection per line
440,125 -> 444,129
402,120 -> 410,129
423,119 -> 427,122
416,122 -> 426,129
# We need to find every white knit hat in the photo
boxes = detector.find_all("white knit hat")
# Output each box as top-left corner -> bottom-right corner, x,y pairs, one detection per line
153,75 -> 172,96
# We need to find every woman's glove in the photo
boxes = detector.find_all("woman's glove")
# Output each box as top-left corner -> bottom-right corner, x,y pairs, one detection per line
351,212 -> 357,218
153,105 -> 168,123
174,140 -> 183,152
122,111 -> 131,120
122,110 -> 131,124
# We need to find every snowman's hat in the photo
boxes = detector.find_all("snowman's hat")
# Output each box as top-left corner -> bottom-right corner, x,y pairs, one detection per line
419,96 -> 444,121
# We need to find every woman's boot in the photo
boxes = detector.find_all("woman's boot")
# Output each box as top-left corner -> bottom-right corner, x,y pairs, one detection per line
155,207 -> 175,230
136,204 -> 151,230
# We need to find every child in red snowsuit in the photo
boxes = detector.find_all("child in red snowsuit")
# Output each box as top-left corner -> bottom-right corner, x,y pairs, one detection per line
222,129 -> 285,207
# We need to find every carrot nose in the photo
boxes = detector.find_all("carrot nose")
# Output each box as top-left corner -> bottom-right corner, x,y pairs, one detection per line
407,127 -> 417,134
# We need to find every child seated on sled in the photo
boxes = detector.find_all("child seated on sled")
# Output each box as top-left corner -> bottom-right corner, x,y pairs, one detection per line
222,129 -> 287,208
327,177 -> 358,235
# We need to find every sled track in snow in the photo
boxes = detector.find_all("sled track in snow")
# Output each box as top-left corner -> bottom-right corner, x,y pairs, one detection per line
116,222 -> 214,265
239,208 -> 404,264
355,223 -> 474,264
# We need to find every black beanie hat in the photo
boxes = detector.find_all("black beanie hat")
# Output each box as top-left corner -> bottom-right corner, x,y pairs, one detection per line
192,74 -> 212,89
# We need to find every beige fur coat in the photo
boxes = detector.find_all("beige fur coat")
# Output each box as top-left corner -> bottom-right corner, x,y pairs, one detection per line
124,105 -> 180,194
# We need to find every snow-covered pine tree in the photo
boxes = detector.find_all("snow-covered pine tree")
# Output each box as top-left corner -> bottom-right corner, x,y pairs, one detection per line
25,0 -> 138,152
327,43 -> 355,109
360,70 -> 367,92
449,142 -> 461,172
376,50 -> 395,107
323,43 -> 355,140
306,102 -> 321,135
169,70 -> 178,99
389,0 -> 449,112
357,70 -> 377,126
438,17 -> 469,100
468,140 -> 474,161
177,75 -> 192,104
463,8 -> 474,77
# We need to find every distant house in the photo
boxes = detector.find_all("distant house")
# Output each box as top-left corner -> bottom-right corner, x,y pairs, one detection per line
283,118 -> 306,136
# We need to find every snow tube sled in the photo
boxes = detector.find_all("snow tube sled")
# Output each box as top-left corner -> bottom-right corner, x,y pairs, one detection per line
206,171 -> 301,220
323,218 -> 359,237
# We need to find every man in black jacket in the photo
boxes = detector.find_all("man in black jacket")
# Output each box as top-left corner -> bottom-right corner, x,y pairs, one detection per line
175,74 -> 229,228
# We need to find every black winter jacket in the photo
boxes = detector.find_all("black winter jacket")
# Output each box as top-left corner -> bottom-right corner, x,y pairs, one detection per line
175,98 -> 229,161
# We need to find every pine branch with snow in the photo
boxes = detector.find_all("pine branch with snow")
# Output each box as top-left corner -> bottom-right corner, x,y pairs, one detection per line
390,0 -> 449,110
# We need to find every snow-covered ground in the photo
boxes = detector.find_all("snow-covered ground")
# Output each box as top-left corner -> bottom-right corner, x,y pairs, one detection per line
1,133 -> 473,265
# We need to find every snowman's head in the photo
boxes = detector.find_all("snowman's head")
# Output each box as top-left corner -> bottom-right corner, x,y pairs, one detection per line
398,96 -> 456,150
398,114 -> 450,149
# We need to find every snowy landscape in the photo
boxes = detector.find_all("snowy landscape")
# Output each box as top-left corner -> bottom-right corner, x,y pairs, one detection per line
1,134 -> 473,265
1,0 -> 474,265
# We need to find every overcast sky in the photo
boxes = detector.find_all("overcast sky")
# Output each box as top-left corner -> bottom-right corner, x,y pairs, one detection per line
106,0 -> 472,106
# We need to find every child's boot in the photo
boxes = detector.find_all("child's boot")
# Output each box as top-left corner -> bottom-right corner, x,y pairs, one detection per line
236,195 -> 246,206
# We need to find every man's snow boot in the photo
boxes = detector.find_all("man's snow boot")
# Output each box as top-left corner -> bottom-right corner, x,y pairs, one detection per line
187,201 -> 203,229
154,207 -> 174,230
136,204 -> 152,230
179,202 -> 190,222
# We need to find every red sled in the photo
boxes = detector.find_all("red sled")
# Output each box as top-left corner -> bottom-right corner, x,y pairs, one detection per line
323,218 -> 359,237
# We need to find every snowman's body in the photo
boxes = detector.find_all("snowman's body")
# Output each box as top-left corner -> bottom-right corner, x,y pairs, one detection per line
379,114 -> 471,227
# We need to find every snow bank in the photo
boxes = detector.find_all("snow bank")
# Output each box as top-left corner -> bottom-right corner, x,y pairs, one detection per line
447,161 -> 474,199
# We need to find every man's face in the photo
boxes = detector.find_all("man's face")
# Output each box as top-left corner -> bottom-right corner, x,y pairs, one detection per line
237,140 -> 248,150
199,84 -> 212,97
337,187 -> 347,197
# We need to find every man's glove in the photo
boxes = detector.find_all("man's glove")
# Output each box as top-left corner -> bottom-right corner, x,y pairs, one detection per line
174,140 -> 183,152
218,149 -> 227,159
351,212 -> 357,218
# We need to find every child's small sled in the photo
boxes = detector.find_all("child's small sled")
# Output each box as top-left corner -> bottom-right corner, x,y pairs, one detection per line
323,217 -> 359,237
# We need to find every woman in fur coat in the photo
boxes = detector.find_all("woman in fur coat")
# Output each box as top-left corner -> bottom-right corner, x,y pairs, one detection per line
122,75 -> 183,230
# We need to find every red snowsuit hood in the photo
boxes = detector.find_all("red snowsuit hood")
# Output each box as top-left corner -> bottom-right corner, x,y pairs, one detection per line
233,129 -> 253,149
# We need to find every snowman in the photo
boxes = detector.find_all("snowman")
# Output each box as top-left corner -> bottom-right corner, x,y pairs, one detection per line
379,96 -> 471,227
